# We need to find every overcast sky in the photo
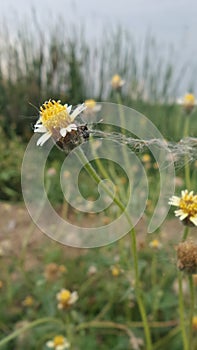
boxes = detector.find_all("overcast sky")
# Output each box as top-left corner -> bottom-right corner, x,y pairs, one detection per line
1,0 -> 197,91
1,0 -> 196,41
1,0 -> 196,48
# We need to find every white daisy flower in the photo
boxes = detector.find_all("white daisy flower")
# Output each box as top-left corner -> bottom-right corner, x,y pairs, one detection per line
84,99 -> 102,114
56,288 -> 78,310
46,335 -> 70,350
149,239 -> 162,250
111,74 -> 125,90
169,190 -> 197,227
34,100 -> 86,146
177,93 -> 197,113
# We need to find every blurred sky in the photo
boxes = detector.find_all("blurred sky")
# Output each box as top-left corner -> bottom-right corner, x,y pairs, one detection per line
1,0 -> 196,43
1,0 -> 197,90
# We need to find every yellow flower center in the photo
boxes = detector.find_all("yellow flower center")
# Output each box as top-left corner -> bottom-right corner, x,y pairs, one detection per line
111,74 -> 122,87
112,266 -> 120,277
180,192 -> 197,217
183,93 -> 195,106
40,100 -> 70,130
59,289 -> 71,303
53,335 -> 65,346
22,296 -> 34,306
150,239 -> 160,249
142,154 -> 151,162
59,265 -> 67,273
192,316 -> 197,330
85,99 -> 96,109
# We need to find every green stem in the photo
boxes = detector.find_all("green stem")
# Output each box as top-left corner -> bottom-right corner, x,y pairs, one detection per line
0,318 -> 63,347
90,135 -> 127,205
76,148 -> 125,214
75,147 -> 152,349
65,313 -> 74,344
151,253 -> 157,287
183,117 -> 190,138
178,271 -> 189,350
181,226 -> 189,242
116,92 -> 125,135
116,92 -> 131,171
76,320 -> 134,338
178,226 -> 191,350
130,227 -> 152,349
91,141 -> 111,181
89,135 -> 129,264
151,253 -> 161,321
188,274 -> 195,350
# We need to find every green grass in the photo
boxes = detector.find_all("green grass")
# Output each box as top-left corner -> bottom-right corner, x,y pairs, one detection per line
0,234 -> 185,350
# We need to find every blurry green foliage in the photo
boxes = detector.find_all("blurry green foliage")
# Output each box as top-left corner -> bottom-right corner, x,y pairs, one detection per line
0,125 -> 24,201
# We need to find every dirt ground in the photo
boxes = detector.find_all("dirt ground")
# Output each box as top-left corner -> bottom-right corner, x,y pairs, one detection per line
0,201 -> 185,262
0,202 -> 89,268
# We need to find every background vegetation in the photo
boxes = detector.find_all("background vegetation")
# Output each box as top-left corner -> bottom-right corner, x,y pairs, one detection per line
0,15 -> 197,350
0,17 -> 196,201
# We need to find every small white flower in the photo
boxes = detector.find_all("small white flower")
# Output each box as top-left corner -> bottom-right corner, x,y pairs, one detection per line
87,265 -> 97,276
46,335 -> 70,349
177,93 -> 197,112
34,100 -> 86,146
84,99 -> 102,114
111,74 -> 125,90
169,190 -> 197,226
149,239 -> 162,250
56,289 -> 78,309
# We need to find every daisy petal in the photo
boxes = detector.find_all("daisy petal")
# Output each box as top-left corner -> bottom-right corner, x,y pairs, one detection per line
37,132 -> 51,146
56,345 -> 66,350
67,105 -> 72,114
179,213 -> 188,221
34,125 -> 47,133
94,104 -> 102,112
70,104 -> 86,121
67,124 -> 77,131
176,98 -> 182,105
190,217 -> 197,226
60,128 -> 68,137
60,124 -> 77,136
169,196 -> 180,206
46,340 -> 54,348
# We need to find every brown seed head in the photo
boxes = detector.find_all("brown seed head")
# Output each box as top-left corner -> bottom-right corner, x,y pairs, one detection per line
176,240 -> 197,274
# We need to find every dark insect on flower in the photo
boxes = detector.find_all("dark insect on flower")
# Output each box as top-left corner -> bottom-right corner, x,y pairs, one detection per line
56,124 -> 90,152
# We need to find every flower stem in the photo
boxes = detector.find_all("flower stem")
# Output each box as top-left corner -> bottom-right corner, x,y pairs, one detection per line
116,92 -> 130,169
178,271 -> 189,350
178,226 -> 191,349
130,227 -> 152,349
76,320 -> 134,338
76,148 -> 125,213
76,147 -> 152,349
188,274 -> 195,349
181,226 -> 189,242
151,252 -> 157,287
